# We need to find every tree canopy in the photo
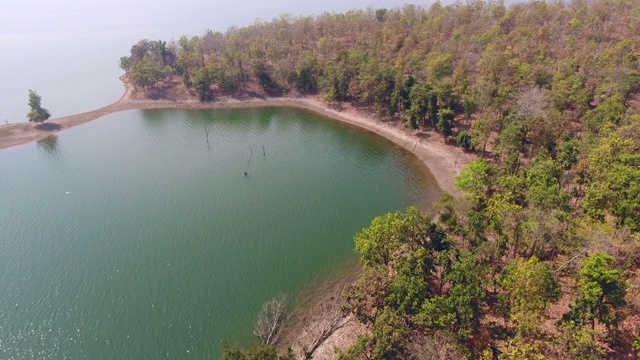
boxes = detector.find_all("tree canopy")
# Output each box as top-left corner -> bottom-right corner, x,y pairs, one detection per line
27,89 -> 50,123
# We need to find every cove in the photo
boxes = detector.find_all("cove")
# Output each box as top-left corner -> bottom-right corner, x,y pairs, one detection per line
0,107 -> 440,359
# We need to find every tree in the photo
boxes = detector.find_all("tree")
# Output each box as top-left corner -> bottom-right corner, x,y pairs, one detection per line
345,207 -> 451,327
118,56 -> 132,74
500,256 -> 561,336
192,67 -> 213,101
455,130 -> 471,150
514,86 -> 548,121
581,125 -> 640,231
415,251 -> 487,341
254,295 -> 289,345
354,211 -> 405,267
436,107 -> 455,137
391,76 -> 415,114
290,51 -> 319,93
563,253 -> 627,338
130,55 -> 163,91
386,248 -> 431,315
357,60 -> 396,115
582,94 -> 627,136
407,82 -> 431,126
375,8 -> 388,22
353,207 -> 445,268
27,90 -> 51,123
455,159 -> 489,200
371,308 -> 411,359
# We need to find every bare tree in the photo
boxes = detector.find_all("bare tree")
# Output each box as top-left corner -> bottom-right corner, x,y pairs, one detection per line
409,331 -> 466,360
514,86 -> 548,121
254,295 -> 289,345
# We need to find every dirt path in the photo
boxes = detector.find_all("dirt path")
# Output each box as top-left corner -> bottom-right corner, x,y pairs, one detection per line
0,79 -> 473,194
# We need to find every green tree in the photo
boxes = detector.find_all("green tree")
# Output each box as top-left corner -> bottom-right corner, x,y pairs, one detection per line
253,60 -> 282,94
563,253 -> 627,337
192,67 -> 213,101
500,256 -> 561,336
130,55 -> 163,91
581,127 -> 640,231
290,51 -> 319,93
353,207 -> 439,267
415,251 -> 486,340
495,115 -> 524,169
427,52 -> 454,82
375,8 -> 388,22
558,321 -> 603,360
436,107 -> 455,136
582,94 -> 627,136
549,60 -> 591,114
335,335 -> 371,360
354,211 -> 405,267
357,60 -> 396,115
456,130 -> 472,150
455,159 -> 489,199
118,56 -> 132,74
391,76 -> 415,114
385,248 -> 431,315
27,90 -> 51,123
407,82 -> 432,126
525,150 -> 570,212
371,308 -> 411,360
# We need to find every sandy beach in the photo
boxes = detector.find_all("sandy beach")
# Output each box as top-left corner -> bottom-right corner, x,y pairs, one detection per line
0,78 -> 473,194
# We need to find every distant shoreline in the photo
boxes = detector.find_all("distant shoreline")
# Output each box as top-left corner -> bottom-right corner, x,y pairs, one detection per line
0,77 -> 473,194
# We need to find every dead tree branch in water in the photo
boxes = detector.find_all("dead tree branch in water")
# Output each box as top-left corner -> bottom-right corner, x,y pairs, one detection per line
245,146 -> 253,176
254,295 -> 289,345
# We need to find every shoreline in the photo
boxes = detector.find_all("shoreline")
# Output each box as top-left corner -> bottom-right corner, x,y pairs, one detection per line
0,78 -> 473,194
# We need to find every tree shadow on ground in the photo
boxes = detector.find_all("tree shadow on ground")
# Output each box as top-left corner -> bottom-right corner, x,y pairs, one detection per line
34,122 -> 61,131
406,131 -> 431,141
230,91 -> 265,100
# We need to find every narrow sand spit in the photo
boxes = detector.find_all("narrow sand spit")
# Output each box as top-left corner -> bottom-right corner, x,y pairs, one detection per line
0,79 -> 473,194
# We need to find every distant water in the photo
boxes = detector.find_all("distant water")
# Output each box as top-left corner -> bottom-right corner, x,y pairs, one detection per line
0,0 -> 419,124
0,108 -> 439,358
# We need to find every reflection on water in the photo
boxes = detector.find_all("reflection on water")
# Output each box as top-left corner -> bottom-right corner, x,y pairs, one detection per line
36,134 -> 60,159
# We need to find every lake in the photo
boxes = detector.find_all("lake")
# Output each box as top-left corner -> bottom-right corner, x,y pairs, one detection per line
0,107 -> 440,358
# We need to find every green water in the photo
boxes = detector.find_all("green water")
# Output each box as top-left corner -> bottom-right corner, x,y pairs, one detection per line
0,108 -> 440,359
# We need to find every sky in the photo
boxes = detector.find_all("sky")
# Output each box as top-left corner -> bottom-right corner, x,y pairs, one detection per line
1,0 -> 437,39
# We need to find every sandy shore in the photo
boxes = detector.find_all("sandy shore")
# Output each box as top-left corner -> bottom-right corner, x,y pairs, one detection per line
0,79 -> 473,194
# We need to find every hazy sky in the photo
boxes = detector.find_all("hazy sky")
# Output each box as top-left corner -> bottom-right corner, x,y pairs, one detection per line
1,0 -> 452,121
2,0 -> 438,39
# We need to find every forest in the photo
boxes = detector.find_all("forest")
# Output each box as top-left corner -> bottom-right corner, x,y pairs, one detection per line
119,0 -> 640,358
